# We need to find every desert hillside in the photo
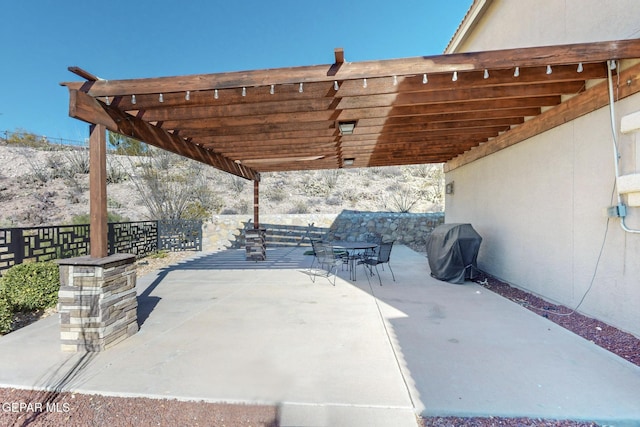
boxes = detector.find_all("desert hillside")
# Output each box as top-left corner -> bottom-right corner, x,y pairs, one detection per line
0,142 -> 444,228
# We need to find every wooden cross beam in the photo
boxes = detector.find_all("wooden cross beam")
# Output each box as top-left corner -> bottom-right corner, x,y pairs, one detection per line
67,89 -> 259,181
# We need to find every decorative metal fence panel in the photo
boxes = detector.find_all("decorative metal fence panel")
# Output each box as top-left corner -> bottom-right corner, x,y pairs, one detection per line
0,225 -> 90,272
0,220 -> 202,275
108,221 -> 158,258
0,229 -> 19,272
158,220 -> 202,251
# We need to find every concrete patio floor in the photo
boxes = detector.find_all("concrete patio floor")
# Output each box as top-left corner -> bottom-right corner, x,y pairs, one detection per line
0,245 -> 639,426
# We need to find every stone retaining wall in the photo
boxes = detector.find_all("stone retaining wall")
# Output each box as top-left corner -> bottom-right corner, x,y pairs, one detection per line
327,211 -> 445,252
203,211 -> 444,252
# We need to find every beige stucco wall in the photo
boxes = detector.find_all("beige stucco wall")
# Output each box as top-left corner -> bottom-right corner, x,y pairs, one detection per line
445,0 -> 640,336
453,0 -> 640,52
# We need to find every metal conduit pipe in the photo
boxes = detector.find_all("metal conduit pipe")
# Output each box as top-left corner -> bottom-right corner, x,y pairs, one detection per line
607,59 -> 640,234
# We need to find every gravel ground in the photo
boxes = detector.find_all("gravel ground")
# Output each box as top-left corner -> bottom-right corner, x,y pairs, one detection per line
1,263 -> 638,426
0,388 -> 278,427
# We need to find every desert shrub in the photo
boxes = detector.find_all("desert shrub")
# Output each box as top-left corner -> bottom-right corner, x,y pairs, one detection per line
289,200 -> 309,214
320,170 -> 341,190
106,159 -> 128,184
4,129 -> 49,149
0,261 -> 60,312
234,199 -> 252,214
108,132 -> 148,156
27,159 -> 50,183
267,186 -> 287,202
387,187 -> 422,213
182,201 -> 211,220
345,191 -> 363,205
62,148 -> 90,175
378,166 -> 404,178
302,177 -> 329,197
107,198 -> 123,209
128,148 -> 220,220
64,176 -> 85,204
147,250 -> 168,259
71,212 -> 129,224
386,182 -> 402,192
0,296 -> 12,335
228,176 -> 246,194
46,154 -> 66,178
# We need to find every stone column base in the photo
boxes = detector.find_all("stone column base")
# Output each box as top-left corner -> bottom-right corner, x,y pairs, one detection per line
56,254 -> 138,352
246,228 -> 266,261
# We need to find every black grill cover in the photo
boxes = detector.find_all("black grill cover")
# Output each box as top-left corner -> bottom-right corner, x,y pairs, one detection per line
426,223 -> 482,284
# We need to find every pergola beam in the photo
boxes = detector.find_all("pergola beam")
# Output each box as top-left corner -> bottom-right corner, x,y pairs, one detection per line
68,89 -> 259,181
63,40 -> 640,96
445,60 -> 640,170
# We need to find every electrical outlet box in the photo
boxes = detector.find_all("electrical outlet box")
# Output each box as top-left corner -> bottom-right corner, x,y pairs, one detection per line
607,204 -> 627,218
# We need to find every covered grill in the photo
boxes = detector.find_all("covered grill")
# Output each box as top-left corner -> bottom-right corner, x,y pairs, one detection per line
426,223 -> 482,284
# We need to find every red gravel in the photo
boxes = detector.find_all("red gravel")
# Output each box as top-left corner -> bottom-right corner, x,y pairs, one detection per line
0,388 -> 278,426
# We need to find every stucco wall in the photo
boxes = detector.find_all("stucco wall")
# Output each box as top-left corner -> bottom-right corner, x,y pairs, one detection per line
445,0 -> 640,336
454,0 -> 640,52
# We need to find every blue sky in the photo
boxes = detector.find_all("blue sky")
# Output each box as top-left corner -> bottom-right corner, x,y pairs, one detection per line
0,1 -> 472,143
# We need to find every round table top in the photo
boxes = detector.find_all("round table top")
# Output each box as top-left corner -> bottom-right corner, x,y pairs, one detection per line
330,241 -> 378,250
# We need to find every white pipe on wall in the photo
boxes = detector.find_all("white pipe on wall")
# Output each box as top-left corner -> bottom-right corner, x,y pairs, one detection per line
607,60 -> 640,234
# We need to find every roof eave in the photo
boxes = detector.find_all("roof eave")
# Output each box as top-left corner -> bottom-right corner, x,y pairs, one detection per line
445,0 -> 495,54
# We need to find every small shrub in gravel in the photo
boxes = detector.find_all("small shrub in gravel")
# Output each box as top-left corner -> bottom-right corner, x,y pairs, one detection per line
0,262 -> 60,312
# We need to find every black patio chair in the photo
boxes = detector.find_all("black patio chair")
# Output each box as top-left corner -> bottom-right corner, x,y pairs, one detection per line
310,238 -> 347,272
311,242 -> 342,286
308,238 -> 323,270
361,233 -> 382,260
361,240 -> 396,286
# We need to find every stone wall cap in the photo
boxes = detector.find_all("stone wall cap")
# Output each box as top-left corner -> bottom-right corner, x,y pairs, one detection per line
56,253 -> 136,267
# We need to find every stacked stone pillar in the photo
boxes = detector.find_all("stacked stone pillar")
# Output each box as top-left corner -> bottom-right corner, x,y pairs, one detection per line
245,228 -> 266,261
56,254 -> 138,352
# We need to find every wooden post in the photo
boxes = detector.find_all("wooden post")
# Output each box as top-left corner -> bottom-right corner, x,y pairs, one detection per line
89,124 -> 108,258
253,179 -> 260,229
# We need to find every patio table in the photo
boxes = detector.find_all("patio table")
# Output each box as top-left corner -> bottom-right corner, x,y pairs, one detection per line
330,241 -> 378,281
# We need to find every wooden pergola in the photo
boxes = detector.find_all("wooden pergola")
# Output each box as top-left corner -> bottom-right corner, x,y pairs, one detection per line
61,39 -> 640,258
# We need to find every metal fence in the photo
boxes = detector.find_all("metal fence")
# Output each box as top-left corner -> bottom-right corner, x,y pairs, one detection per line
0,220 -> 202,275
1,129 -> 86,148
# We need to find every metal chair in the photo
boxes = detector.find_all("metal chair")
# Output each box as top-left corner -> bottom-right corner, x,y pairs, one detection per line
311,242 -> 342,286
361,233 -> 382,260
308,238 -> 323,270
361,241 -> 396,286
